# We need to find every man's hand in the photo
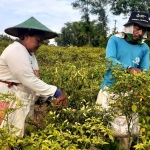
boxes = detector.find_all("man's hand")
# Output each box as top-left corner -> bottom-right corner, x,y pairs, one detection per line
129,68 -> 141,74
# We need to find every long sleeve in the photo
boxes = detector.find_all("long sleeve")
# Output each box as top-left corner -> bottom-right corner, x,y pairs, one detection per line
106,36 -> 129,69
0,42 -> 57,97
100,35 -> 149,89
106,35 -> 149,70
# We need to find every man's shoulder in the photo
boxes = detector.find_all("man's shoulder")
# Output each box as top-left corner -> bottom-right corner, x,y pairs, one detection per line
109,33 -> 124,38
109,34 -> 124,43
141,40 -> 149,47
142,42 -> 149,49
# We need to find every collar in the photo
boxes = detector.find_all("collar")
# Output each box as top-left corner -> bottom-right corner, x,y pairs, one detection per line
115,32 -> 145,44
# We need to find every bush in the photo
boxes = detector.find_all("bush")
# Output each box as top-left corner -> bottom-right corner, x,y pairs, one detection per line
0,44 -> 149,149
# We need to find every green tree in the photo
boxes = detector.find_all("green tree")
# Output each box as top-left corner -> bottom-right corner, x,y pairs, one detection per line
55,21 -> 108,47
42,39 -> 50,45
90,22 -> 108,47
90,0 -> 109,32
109,0 -> 150,15
0,34 -> 14,42
72,0 -> 92,45
55,21 -> 88,47
90,0 -> 109,46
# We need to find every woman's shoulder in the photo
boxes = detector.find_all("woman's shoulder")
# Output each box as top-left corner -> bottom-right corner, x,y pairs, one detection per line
2,41 -> 28,58
6,41 -> 26,51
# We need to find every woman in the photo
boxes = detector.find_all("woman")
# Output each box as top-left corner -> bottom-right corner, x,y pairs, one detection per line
0,17 -> 68,137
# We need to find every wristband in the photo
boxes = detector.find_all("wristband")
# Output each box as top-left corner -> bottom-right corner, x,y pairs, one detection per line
54,89 -> 62,98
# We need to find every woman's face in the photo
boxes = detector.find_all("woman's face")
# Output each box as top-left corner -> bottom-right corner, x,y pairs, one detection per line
23,34 -> 44,52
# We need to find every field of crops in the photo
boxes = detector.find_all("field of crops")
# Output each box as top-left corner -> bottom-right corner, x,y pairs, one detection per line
0,42 -> 150,150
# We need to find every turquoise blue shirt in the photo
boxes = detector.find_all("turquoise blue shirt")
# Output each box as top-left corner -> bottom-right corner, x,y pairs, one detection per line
101,35 -> 149,89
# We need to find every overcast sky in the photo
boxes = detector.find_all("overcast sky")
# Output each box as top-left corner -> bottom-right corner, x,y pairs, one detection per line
0,0 -> 128,44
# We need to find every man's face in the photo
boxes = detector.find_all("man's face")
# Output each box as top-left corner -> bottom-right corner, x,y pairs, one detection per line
133,24 -> 146,40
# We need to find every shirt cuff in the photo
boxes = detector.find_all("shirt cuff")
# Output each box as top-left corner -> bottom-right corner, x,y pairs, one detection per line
54,89 -> 62,98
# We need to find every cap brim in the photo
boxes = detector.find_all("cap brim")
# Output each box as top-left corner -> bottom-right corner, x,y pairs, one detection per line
5,27 -> 58,39
124,21 -> 150,31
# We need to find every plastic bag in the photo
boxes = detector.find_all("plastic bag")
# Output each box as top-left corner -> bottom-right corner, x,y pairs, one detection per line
96,89 -> 140,137
0,83 -> 38,137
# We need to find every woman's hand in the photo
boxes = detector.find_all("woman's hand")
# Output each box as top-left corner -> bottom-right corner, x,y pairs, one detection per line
51,92 -> 68,107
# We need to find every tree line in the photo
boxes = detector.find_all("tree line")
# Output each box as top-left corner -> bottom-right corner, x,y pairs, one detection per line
55,0 -> 150,47
1,0 -> 150,47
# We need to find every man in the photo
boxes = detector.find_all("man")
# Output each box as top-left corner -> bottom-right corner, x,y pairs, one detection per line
96,11 -> 150,149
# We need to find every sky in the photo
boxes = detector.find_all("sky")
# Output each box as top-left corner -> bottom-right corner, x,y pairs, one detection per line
0,0 -> 128,44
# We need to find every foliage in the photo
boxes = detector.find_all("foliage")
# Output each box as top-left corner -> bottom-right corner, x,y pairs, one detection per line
55,0 -> 111,47
55,21 -> 88,47
90,0 -> 109,34
36,45 -> 106,109
0,44 -> 116,149
72,0 -> 91,45
106,64 -> 150,150
0,93 -> 24,150
21,106 -> 115,150
55,21 -> 108,47
0,44 -> 149,149
109,0 -> 150,15
42,39 -> 50,45
0,34 -> 14,42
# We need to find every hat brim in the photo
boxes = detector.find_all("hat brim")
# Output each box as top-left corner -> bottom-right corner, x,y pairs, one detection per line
124,21 -> 150,31
5,27 -> 58,39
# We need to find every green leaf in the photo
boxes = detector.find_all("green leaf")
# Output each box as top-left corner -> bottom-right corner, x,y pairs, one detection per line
132,104 -> 137,112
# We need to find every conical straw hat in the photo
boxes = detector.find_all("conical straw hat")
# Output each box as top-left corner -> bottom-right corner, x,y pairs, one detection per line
5,17 -> 58,39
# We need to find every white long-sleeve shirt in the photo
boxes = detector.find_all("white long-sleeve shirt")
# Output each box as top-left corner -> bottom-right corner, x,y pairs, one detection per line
0,41 -> 57,97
